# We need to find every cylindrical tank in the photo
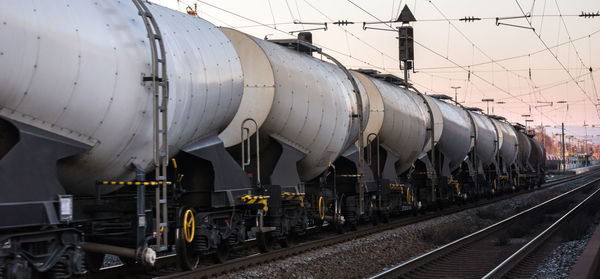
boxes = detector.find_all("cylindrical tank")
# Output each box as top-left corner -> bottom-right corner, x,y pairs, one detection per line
432,100 -> 473,172
351,72 -> 428,174
218,28 -> 361,181
468,112 -> 498,166
491,119 -> 519,170
0,2 -> 243,194
517,131 -> 532,169
528,137 -> 545,171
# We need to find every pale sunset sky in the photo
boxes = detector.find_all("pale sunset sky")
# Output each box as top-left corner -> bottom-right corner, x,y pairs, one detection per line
152,0 -> 600,137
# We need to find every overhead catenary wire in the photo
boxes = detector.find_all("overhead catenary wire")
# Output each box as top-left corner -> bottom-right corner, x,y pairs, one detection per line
514,0 -> 599,122
416,28 -> 600,70
266,0 -> 277,29
191,0 -> 397,75
427,0 -> 537,85
184,0 -> 588,126
347,0 -> 569,126
553,0 -> 587,70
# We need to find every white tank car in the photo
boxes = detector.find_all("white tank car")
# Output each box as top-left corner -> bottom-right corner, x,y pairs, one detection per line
468,112 -> 499,168
517,131 -> 532,169
0,1 -> 243,194
218,28 -> 362,181
351,72 -> 430,174
432,100 -> 474,174
528,137 -> 545,172
491,119 -> 519,172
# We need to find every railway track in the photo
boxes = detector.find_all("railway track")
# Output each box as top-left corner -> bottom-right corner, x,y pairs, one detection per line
85,170 -> 597,279
369,171 -> 600,279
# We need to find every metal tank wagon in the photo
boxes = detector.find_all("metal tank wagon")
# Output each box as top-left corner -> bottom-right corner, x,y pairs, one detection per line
0,1 -> 546,277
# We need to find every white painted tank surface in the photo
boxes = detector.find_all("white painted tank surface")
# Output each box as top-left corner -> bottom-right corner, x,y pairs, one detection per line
0,2 -> 243,194
405,91 -> 440,155
517,131 -> 532,168
219,28 -> 361,181
492,119 -> 519,169
468,112 -> 498,166
351,72 -> 429,174
528,137 -> 545,171
432,100 -> 473,172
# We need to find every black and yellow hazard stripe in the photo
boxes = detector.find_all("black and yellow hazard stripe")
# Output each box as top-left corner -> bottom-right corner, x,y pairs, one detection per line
389,184 -> 405,194
98,181 -> 172,186
240,195 -> 269,212
281,192 -> 305,207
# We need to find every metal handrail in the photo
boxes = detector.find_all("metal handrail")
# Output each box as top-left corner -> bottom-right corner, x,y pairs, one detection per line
241,118 -> 260,186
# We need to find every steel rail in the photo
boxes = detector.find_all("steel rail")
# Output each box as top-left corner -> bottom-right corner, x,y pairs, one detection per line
368,172 -> 600,279
85,168 -> 597,279
483,182 -> 600,278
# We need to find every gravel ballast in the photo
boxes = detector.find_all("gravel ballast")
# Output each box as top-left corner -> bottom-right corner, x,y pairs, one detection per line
219,178 -> 591,279
532,216 -> 600,278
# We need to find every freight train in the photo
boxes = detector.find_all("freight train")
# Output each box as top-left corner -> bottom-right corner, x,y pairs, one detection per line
0,1 -> 546,277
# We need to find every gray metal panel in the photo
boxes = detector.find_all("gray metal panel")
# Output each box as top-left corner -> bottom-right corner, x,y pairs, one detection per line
517,131 -> 532,169
365,77 -> 428,174
528,137 -> 545,171
469,112 -> 498,166
495,120 -> 519,169
217,28 -> 275,148
433,100 -> 473,172
0,2 -> 243,194
352,71 -> 383,143
247,36 -> 358,181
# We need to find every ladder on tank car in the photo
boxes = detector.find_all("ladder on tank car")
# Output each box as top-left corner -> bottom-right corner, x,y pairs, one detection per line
132,0 -> 170,252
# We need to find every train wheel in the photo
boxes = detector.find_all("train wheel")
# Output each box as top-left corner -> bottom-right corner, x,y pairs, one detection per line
84,252 -> 105,272
213,244 -> 230,263
177,209 -> 200,270
381,213 -> 389,224
371,214 -> 379,226
257,232 -> 273,253
335,222 -> 345,234
369,201 -> 379,225
349,221 -> 358,231
279,233 -> 296,248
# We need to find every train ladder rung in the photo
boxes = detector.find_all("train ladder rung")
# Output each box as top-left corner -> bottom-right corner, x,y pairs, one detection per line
158,176 -> 167,181
158,106 -> 166,112
153,34 -> 162,40
159,199 -> 167,204
157,58 -> 164,63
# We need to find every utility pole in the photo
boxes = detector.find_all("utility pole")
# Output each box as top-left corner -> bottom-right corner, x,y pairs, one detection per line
482,98 -> 495,115
451,86 -> 461,103
561,123 -> 566,171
